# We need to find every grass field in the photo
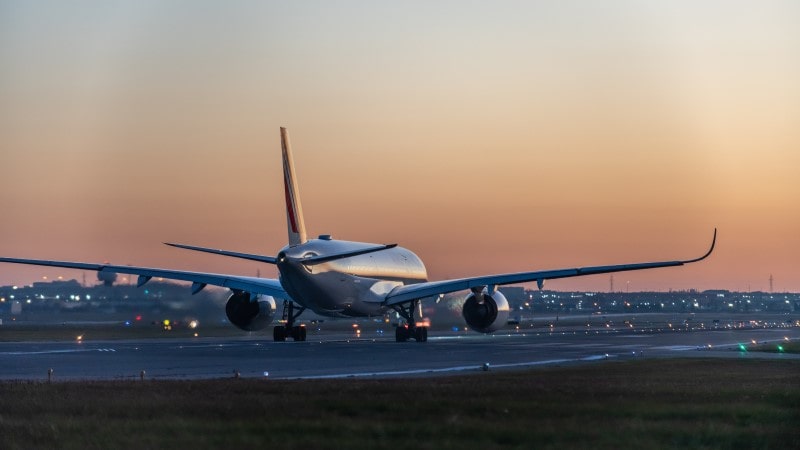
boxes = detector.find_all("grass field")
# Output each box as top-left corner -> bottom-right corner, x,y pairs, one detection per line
749,340 -> 800,354
1,358 -> 798,449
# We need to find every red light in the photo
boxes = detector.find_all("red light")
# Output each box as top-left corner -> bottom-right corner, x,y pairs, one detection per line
135,315 -> 142,321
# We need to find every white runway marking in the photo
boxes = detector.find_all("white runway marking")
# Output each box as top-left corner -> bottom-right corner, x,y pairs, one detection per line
168,343 -> 249,349
287,354 -> 615,380
530,342 -> 572,347
652,345 -> 700,351
0,348 -> 116,355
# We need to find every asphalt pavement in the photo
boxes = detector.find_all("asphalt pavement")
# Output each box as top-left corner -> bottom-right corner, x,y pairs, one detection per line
1,325 -> 798,381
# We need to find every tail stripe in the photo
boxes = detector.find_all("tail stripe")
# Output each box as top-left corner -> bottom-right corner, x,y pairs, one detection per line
284,166 -> 298,233
280,127 -> 307,246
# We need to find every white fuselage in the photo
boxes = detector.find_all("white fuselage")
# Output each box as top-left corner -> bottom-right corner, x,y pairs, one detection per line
276,238 -> 427,317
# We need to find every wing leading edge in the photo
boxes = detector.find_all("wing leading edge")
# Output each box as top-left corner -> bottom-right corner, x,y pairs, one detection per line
384,229 -> 716,306
0,257 -> 288,299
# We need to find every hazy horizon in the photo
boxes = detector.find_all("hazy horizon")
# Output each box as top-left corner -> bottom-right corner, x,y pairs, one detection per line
2,1 -> 798,291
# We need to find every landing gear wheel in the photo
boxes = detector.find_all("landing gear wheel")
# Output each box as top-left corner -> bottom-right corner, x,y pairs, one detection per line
291,325 -> 307,342
274,301 -> 307,342
395,326 -> 409,342
391,299 -> 430,343
273,326 -> 286,342
414,326 -> 428,342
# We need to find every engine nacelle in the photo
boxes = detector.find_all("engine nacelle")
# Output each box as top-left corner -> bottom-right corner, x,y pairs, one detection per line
462,289 -> 510,333
225,291 -> 277,331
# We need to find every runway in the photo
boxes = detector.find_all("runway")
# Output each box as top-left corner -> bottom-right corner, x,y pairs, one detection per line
2,326 -> 798,381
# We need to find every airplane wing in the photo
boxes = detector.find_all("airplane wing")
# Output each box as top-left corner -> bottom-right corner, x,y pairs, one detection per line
0,257 -> 288,298
383,229 -> 716,306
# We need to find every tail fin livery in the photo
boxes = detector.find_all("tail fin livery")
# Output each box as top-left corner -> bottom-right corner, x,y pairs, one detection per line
281,127 -> 308,247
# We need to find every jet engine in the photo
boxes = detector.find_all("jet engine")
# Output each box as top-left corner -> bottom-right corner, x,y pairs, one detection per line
462,288 -> 510,333
225,291 -> 277,331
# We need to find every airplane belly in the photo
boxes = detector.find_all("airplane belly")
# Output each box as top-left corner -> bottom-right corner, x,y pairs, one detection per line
302,274 -> 390,317
280,270 -> 350,313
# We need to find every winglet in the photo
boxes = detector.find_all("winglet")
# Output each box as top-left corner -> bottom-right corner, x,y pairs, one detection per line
281,127 -> 308,247
682,228 -> 717,264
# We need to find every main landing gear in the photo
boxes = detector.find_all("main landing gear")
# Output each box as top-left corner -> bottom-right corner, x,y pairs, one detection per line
392,299 -> 428,342
273,300 -> 307,342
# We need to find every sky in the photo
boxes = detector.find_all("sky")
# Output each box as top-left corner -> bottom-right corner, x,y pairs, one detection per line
1,1 -> 798,292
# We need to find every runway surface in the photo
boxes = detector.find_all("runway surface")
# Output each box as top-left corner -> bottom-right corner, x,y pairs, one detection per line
2,326 -> 799,381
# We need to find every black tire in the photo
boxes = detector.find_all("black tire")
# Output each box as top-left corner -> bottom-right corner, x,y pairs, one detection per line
395,326 -> 408,342
291,325 -> 306,341
414,326 -> 428,342
273,326 -> 286,342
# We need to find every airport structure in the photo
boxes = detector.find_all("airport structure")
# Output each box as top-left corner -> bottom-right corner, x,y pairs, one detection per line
1,279 -> 796,326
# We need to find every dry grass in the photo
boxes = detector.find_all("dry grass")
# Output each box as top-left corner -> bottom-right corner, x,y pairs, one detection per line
1,358 -> 798,449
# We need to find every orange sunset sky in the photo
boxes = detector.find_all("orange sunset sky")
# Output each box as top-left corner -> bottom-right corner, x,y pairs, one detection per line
1,1 -> 798,292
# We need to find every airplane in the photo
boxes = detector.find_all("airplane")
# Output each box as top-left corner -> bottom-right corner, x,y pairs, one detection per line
0,128 -> 716,342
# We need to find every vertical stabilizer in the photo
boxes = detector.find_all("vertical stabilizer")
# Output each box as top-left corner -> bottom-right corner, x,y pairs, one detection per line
281,127 -> 308,246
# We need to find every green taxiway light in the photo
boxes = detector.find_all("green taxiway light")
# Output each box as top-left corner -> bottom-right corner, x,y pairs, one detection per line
738,343 -> 747,351
777,345 -> 784,352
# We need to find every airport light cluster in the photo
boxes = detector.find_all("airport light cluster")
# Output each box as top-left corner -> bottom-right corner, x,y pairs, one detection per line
1,279 -> 798,337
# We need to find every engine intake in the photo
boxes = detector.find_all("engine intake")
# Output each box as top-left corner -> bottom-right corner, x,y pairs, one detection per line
225,291 -> 277,331
462,289 -> 510,333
